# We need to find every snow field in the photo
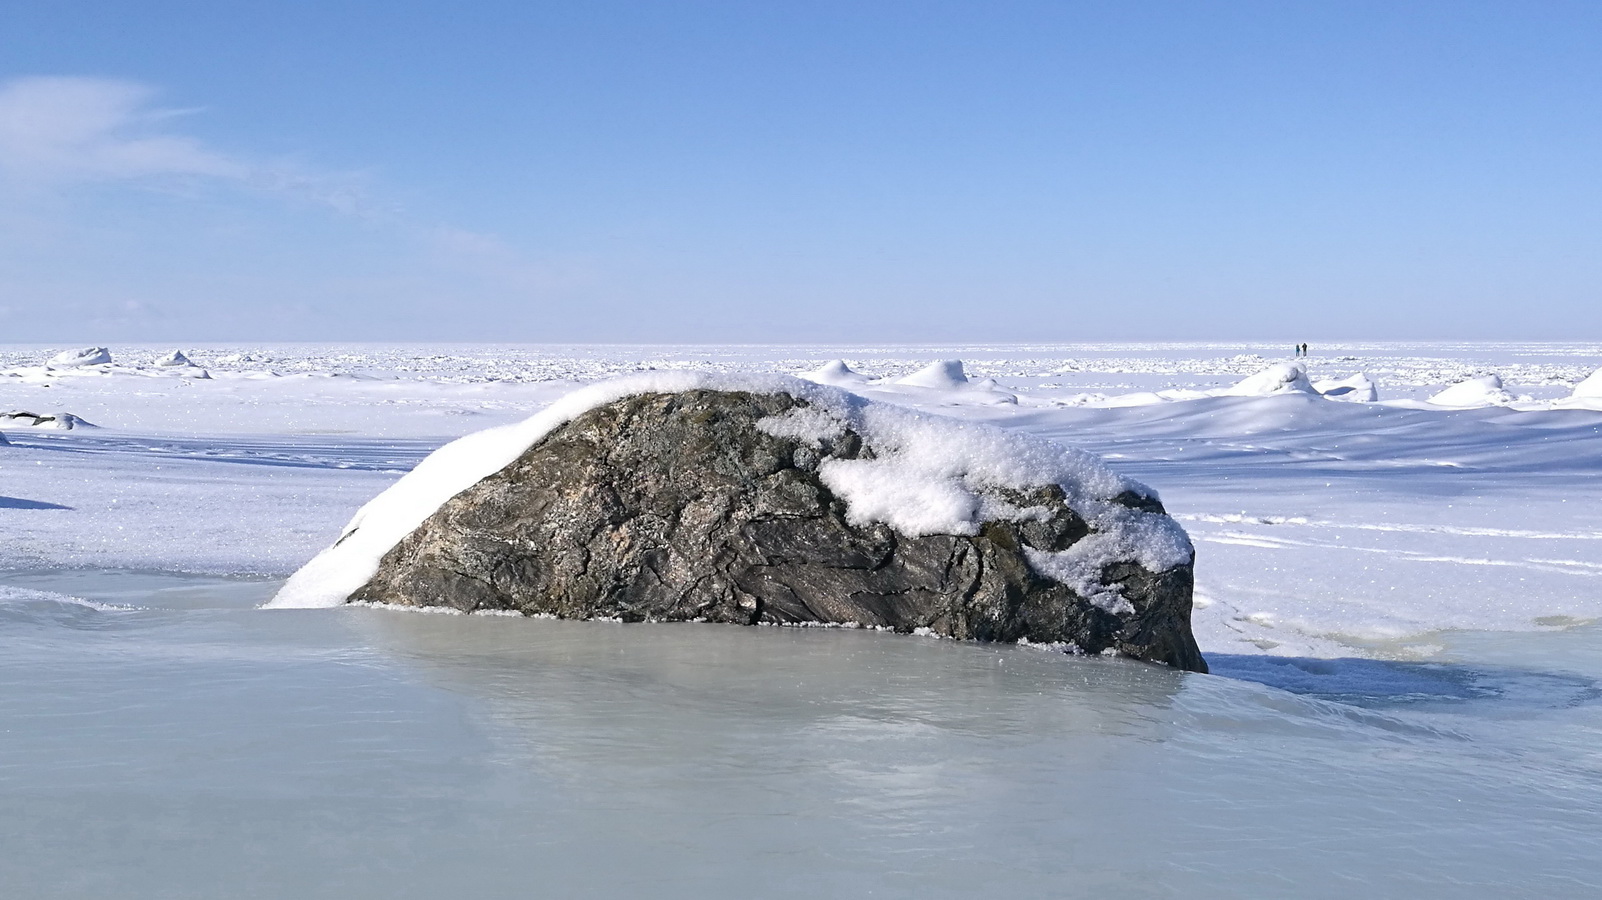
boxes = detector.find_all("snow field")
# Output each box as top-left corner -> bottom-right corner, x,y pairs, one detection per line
4,341 -> 1601,661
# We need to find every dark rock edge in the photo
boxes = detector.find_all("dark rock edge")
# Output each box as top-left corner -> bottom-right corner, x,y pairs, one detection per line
350,389 -> 1206,672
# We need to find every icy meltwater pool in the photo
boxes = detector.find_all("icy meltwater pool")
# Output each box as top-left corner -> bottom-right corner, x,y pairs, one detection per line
3,571 -> 1601,899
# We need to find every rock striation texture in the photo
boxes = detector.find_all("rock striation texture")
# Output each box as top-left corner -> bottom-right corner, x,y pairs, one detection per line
350,389 -> 1206,671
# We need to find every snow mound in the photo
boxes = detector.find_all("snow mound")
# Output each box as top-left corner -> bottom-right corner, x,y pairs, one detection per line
1313,373 -> 1379,402
895,360 -> 969,389
970,377 -> 1019,404
1,411 -> 95,430
1572,368 -> 1602,400
1223,363 -> 1317,397
268,373 -> 1183,609
1429,374 -> 1515,408
156,350 -> 194,367
800,359 -> 872,387
49,347 -> 111,367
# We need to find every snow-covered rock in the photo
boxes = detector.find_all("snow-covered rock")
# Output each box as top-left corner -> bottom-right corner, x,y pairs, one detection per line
268,374 -> 1204,671
1313,373 -> 1379,402
48,347 -> 112,367
1429,374 -> 1516,408
1222,363 -> 1318,397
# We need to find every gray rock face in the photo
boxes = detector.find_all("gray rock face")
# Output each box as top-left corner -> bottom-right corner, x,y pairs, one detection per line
352,390 -> 1206,672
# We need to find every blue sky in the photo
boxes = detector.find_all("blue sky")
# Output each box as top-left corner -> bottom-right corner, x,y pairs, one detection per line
1,1 -> 1598,342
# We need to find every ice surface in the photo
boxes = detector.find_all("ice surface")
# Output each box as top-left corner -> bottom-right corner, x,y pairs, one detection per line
5,571 -> 1602,898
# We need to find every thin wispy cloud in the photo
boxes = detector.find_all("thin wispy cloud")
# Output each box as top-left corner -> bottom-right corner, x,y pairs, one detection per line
0,74 -> 583,330
0,77 -> 242,182
0,75 -> 370,213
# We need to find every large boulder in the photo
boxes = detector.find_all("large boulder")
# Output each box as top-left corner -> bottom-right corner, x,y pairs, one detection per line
273,377 -> 1205,672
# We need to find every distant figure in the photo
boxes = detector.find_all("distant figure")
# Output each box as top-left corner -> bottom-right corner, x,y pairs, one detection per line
1293,344 -> 1300,357
1302,342 -> 1309,357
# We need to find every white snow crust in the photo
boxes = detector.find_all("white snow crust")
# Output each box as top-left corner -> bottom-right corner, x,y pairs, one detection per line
269,372 -> 1180,609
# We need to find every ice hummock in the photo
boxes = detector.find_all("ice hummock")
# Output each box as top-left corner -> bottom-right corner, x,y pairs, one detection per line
1572,368 -> 1602,400
156,350 -> 194,367
895,359 -> 970,389
268,373 -> 1186,609
1429,374 -> 1516,407
1313,373 -> 1379,402
799,359 -> 874,387
1223,362 -> 1318,397
48,347 -> 112,367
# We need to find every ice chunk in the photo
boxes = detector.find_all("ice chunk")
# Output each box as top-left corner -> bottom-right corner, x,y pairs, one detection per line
156,350 -> 194,367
